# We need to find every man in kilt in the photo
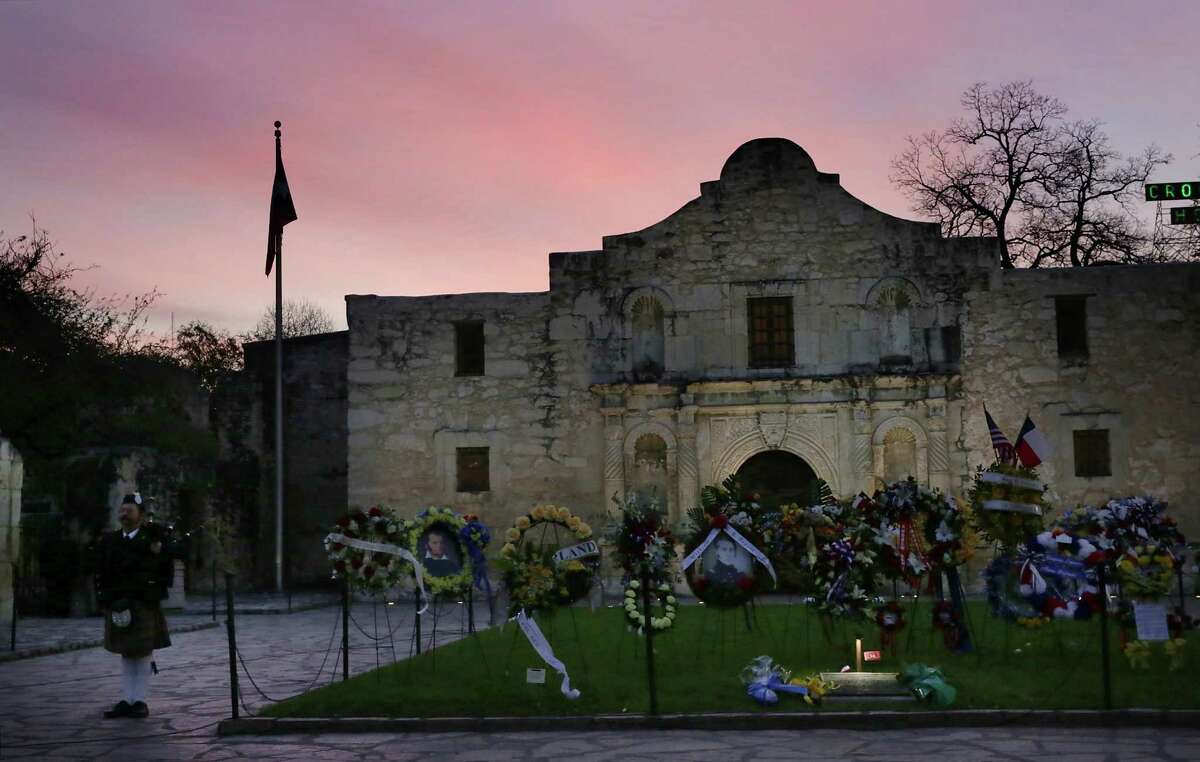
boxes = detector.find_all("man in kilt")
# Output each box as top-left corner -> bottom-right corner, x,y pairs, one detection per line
95,493 -> 173,719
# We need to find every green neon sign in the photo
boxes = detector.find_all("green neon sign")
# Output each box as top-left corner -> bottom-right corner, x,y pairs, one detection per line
1145,181 -> 1199,201
1169,206 -> 1199,225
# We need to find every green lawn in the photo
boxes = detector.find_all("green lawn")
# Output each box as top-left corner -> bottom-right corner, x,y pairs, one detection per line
263,600 -> 1200,718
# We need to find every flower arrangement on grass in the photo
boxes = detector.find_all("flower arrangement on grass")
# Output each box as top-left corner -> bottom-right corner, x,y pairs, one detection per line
622,579 -> 677,632
458,513 -> 492,593
325,505 -> 411,594
497,504 -> 597,616
810,497 -> 882,619
769,482 -> 837,595
1116,543 -> 1177,600
969,462 -> 1047,553
1061,496 -> 1184,559
407,506 -> 473,596
922,493 -> 974,570
863,479 -> 938,583
681,476 -> 777,609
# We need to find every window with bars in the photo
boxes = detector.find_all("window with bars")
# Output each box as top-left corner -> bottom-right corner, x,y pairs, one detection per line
455,321 -> 485,376
1073,429 -> 1111,478
1055,296 -> 1089,362
747,297 -> 794,368
456,447 -> 490,492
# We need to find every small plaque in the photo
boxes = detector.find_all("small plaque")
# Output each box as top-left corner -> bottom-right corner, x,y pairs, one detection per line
526,668 -> 546,684
863,650 -> 882,662
1134,602 -> 1170,642
820,671 -> 907,696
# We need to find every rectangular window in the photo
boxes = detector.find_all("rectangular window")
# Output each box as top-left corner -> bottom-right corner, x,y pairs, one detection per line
747,297 -> 794,368
1055,296 -> 1088,361
456,447 -> 489,492
455,321 -> 485,376
941,325 -> 962,363
1073,429 -> 1111,478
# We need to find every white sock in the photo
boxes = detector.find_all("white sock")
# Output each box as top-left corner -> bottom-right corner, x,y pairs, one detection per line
121,657 -> 138,703
126,654 -> 153,704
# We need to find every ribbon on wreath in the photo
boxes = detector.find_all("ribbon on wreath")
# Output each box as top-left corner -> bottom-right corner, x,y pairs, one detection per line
680,525 -> 777,585
825,539 -> 856,604
896,519 -> 928,585
513,610 -> 581,699
325,533 -> 429,614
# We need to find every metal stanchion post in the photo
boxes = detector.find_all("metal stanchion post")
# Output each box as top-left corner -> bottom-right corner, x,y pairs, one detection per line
342,578 -> 350,681
640,568 -> 659,716
1097,563 -> 1113,711
224,572 -> 239,720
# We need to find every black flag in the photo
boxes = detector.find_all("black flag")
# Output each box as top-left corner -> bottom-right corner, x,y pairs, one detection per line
266,127 -> 298,276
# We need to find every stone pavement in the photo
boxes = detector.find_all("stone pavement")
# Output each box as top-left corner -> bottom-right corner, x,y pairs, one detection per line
2,602 -> 1199,761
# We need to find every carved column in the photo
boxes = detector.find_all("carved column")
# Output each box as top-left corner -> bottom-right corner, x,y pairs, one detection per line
675,405 -> 699,522
602,409 -> 625,517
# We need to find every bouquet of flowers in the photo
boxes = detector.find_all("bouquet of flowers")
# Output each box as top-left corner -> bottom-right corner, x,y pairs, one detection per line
1116,543 -> 1177,600
810,497 -> 882,619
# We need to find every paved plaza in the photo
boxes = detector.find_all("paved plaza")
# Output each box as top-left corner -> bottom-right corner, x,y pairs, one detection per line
2,603 -> 1199,761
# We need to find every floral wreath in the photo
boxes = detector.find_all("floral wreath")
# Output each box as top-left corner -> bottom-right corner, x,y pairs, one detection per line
497,504 -> 596,616
325,505 -> 411,594
407,506 -> 473,596
458,514 -> 492,594
969,462 -> 1047,553
771,495 -> 836,595
1061,496 -> 1185,560
682,476 -> 776,609
1116,543 -> 1176,600
931,600 -> 964,648
861,480 -> 937,583
810,498 -> 883,619
923,494 -> 974,570
623,579 -> 677,632
607,494 -> 676,581
984,542 -> 1103,624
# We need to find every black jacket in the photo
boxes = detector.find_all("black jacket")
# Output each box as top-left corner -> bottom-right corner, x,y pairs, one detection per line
94,526 -> 174,608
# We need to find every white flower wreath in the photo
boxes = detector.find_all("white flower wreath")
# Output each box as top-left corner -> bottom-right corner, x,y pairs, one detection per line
623,579 -> 677,632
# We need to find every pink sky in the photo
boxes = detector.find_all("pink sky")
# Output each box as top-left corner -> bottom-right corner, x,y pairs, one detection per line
3,0 -> 1198,334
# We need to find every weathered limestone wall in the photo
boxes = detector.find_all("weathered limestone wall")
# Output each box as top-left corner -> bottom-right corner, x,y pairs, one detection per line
0,436 -> 22,626
962,263 -> 1200,537
244,331 -> 349,586
548,139 -> 996,384
346,292 -> 605,534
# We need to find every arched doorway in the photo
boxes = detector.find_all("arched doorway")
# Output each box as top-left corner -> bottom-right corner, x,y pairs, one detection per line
735,450 -> 819,509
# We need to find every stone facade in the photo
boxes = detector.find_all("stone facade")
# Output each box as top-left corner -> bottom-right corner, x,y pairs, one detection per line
0,435 -> 22,626
341,138 -> 1199,554
962,264 -> 1200,539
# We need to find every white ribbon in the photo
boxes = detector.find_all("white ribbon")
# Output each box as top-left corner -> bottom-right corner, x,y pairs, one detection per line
326,533 -> 429,614
979,471 -> 1044,492
680,525 -> 777,586
552,540 -> 599,565
981,499 -> 1043,516
513,610 -> 580,699
1020,558 -> 1048,595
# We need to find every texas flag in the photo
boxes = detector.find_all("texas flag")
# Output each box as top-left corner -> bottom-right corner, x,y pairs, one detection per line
1014,415 -> 1052,468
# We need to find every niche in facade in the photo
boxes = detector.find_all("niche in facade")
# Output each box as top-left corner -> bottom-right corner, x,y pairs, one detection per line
882,427 -> 917,484
631,433 -> 669,510
630,296 -> 665,381
869,278 -> 919,366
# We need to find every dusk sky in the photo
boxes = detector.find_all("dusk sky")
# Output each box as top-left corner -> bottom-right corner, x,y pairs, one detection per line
3,1 -> 1198,335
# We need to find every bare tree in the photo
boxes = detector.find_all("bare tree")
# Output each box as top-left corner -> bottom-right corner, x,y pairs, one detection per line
247,299 -> 335,341
891,81 -> 1172,268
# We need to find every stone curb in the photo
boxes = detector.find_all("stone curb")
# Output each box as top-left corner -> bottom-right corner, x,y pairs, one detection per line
0,621 -> 220,663
218,708 -> 1200,736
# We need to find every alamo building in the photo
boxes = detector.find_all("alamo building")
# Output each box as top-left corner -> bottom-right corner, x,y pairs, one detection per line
275,137 -> 1197,583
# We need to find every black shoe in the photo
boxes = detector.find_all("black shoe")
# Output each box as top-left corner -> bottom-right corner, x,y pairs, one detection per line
129,701 -> 149,718
103,701 -> 132,719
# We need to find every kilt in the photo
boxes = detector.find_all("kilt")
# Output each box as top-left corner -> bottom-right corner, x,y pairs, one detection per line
104,602 -> 171,658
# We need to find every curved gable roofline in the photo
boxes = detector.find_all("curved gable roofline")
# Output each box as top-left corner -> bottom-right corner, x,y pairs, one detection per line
602,137 -> 939,249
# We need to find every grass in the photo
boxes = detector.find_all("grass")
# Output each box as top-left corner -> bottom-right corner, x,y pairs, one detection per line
263,599 -> 1200,718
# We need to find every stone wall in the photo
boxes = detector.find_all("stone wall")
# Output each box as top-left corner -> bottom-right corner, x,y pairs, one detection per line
345,140 -> 1001,538
346,292 -> 604,533
243,331 -> 349,586
0,435 -> 22,627
962,263 -> 1200,538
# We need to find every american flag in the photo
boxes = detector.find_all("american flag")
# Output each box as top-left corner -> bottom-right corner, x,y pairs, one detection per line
984,407 -> 1017,465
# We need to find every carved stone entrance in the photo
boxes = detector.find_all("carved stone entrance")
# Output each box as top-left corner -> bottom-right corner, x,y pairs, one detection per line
734,450 -> 818,509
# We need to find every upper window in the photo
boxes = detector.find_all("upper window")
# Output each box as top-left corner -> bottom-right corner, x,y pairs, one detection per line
1073,429 -> 1111,478
748,297 -> 794,368
1055,296 -> 1089,362
454,321 -> 485,376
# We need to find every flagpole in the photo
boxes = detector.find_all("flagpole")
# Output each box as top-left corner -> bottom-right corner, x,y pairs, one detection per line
273,122 -> 285,594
